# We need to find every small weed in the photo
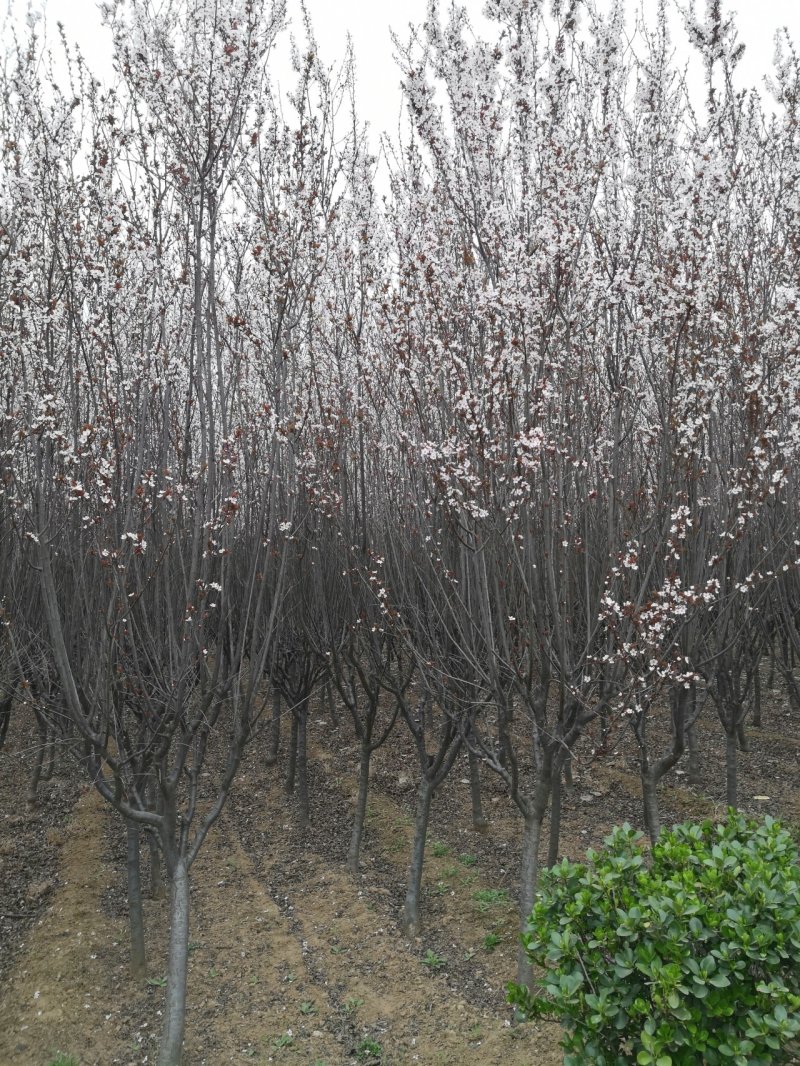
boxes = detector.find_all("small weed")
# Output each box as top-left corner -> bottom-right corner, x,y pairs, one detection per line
463,948 -> 477,961
248,975 -> 260,986
299,1000 -> 316,1015
208,966 -> 219,978
473,888 -> 509,912
343,996 -> 363,1014
459,853 -> 477,867
468,1023 -> 483,1043
330,943 -> 346,955
483,932 -> 503,952
146,975 -> 167,987
284,971 -> 296,984
431,840 -> 449,857
443,865 -> 459,879
187,940 -> 202,954
356,1038 -> 383,1061
272,1033 -> 294,1049
430,879 -> 450,896
422,948 -> 446,971
47,1056 -> 79,1066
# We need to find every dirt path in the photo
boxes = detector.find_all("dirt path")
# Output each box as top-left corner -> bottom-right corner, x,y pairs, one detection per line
226,757 -> 562,1066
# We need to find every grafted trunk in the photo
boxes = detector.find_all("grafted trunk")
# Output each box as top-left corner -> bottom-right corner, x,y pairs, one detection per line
517,811 -> 545,988
642,770 -> 661,845
347,737 -> 371,874
516,760 -> 552,987
726,729 -> 738,809
547,763 -> 563,867
402,779 -> 433,937
467,748 -> 488,832
158,858 -> 190,1066
127,820 -> 146,977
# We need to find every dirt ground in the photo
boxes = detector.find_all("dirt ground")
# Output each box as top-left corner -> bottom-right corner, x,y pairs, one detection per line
1,685 -> 798,1065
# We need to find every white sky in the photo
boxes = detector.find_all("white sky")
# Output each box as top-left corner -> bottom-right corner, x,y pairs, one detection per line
16,0 -> 800,142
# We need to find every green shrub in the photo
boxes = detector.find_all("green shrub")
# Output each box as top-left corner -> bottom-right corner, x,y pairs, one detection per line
509,812 -> 800,1065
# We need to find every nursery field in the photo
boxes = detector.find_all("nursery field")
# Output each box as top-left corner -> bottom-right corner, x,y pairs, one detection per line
1,690 -> 798,1066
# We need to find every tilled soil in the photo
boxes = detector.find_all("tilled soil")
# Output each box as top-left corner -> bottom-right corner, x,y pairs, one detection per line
0,684 -> 798,1065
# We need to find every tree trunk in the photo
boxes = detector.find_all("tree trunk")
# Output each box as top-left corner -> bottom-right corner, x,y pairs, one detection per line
736,719 -> 749,753
781,664 -> 800,712
285,712 -> 298,795
41,731 -> 56,782
402,779 -> 433,937
752,664 -> 762,728
148,775 -> 166,899
347,737 -> 371,874
725,729 -> 738,809
547,764 -> 563,867
159,858 -> 190,1066
467,748 -> 488,832
0,694 -> 11,750
296,700 -> 309,827
149,833 -> 166,900
27,712 -> 48,809
266,688 -> 281,766
323,681 -> 338,728
563,751 -> 573,787
687,723 -> 701,786
127,820 -> 146,977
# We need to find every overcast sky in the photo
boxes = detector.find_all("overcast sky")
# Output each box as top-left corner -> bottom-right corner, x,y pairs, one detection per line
19,0 -> 800,142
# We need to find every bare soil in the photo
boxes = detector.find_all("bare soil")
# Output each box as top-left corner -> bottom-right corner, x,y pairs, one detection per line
1,686 -> 798,1066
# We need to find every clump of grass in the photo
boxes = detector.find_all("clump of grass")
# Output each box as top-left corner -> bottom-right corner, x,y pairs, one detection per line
48,1056 -> 79,1066
431,840 -> 449,857
356,1037 -> 383,1061
483,932 -> 503,952
473,888 -> 509,912
422,948 -> 446,971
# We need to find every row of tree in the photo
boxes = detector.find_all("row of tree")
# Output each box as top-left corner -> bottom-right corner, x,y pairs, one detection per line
2,1 -> 800,1061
